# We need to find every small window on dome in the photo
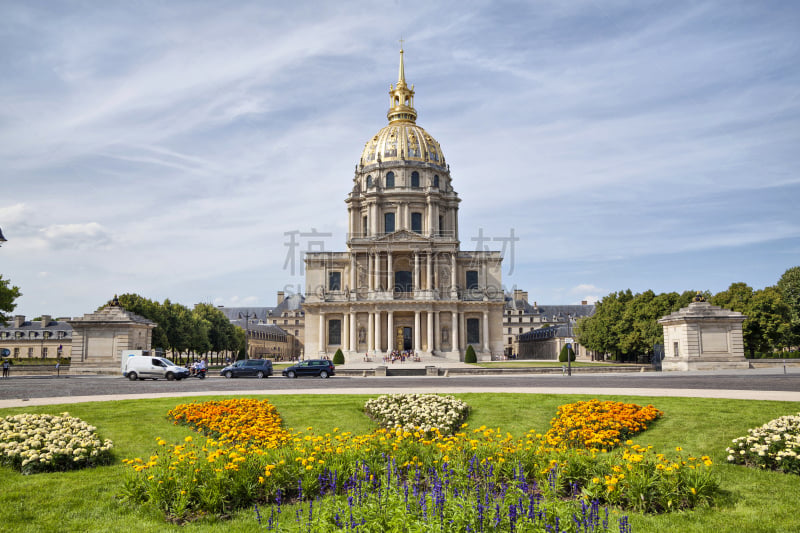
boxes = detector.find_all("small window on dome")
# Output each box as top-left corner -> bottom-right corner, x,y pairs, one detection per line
433,175 -> 439,188
411,171 -> 420,188
366,175 -> 373,188
386,172 -> 395,188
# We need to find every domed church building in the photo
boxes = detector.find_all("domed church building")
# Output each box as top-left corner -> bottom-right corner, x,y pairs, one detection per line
303,48 -> 504,362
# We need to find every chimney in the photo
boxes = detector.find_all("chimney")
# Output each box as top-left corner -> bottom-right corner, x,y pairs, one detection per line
277,291 -> 285,305
513,289 -> 528,303
13,315 -> 25,328
40,315 -> 52,327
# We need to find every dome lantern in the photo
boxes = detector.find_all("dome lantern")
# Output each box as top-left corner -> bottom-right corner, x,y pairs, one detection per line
387,47 -> 417,124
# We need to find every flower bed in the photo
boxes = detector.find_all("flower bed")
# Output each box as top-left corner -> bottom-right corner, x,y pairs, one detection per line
122,398 -> 717,526
726,412 -> 800,474
168,398 -> 292,447
0,412 -> 113,474
364,393 -> 469,435
543,400 -> 663,450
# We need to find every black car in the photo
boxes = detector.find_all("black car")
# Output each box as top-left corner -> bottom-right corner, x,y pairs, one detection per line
282,359 -> 335,379
220,359 -> 273,379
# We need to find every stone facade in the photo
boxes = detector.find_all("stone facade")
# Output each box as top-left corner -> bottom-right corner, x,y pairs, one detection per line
0,315 -> 72,359
658,299 -> 748,371
217,291 -> 305,359
68,300 -> 156,375
303,49 -> 505,362
503,290 -> 596,359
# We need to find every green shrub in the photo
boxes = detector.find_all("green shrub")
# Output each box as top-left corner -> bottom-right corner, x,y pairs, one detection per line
332,348 -> 344,365
464,345 -> 477,363
559,344 -> 575,362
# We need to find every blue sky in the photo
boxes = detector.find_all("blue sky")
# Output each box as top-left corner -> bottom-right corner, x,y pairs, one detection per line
1,1 -> 798,318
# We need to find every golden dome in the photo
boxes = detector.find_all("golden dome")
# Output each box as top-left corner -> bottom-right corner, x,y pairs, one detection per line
360,48 -> 446,170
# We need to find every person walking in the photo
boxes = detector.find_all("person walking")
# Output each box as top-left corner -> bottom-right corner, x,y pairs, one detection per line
2,359 -> 10,378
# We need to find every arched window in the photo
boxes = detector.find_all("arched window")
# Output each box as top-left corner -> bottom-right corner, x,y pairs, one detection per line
386,171 -> 395,188
411,212 -> 422,233
411,171 -> 420,188
433,175 -> 439,188
366,175 -> 373,188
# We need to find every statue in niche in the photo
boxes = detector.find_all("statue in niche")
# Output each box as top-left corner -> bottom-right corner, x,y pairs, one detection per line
358,266 -> 367,288
441,327 -> 450,344
439,266 -> 450,288
358,327 -> 366,344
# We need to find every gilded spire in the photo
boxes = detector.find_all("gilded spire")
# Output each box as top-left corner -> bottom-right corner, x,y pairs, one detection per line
398,43 -> 406,86
387,45 -> 417,124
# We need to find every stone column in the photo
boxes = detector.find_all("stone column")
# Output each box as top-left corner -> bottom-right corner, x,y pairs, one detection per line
427,311 -> 434,353
319,313 -> 325,354
387,311 -> 394,352
414,311 -> 421,352
350,312 -> 357,352
414,251 -> 420,290
452,310 -> 459,352
450,253 -> 457,293
343,313 -> 349,351
426,252 -> 432,291
350,254 -> 356,292
387,251 -> 393,292
434,311 -> 440,351
367,312 -> 374,353
375,311 -> 382,353
483,310 -> 489,352
373,252 -> 380,291
368,253 -> 374,290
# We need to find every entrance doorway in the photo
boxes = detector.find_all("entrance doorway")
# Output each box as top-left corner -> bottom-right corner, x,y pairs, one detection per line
402,327 -> 412,350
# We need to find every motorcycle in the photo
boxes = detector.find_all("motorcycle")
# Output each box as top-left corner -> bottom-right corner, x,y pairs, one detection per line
187,367 -> 207,379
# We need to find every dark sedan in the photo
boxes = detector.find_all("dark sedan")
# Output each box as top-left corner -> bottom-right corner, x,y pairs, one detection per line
282,359 -> 335,378
220,359 -> 273,379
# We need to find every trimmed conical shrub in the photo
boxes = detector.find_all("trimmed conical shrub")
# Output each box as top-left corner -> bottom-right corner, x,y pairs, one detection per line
332,348 -> 345,365
464,344 -> 477,363
559,344 -> 575,362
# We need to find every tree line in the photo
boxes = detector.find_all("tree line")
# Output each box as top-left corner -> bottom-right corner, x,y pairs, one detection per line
113,294 -> 245,364
576,266 -> 800,361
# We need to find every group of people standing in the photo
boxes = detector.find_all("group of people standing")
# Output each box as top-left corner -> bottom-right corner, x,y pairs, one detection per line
382,350 -> 418,364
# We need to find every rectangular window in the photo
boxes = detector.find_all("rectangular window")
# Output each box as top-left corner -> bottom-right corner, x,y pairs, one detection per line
328,319 -> 342,345
466,318 -> 480,345
28,347 -> 34,357
673,341 -> 679,357
328,271 -> 341,291
439,215 -> 444,236
362,215 -> 368,236
13,348 -> 19,357
411,212 -> 422,233
42,347 -> 48,358
466,270 -> 479,290
384,212 -> 395,233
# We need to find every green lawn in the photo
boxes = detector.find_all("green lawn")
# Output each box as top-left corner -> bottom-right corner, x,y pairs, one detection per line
2,393 -> 799,532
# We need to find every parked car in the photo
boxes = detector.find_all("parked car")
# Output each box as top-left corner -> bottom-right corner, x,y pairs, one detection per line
122,354 -> 190,381
282,359 -> 335,379
220,359 -> 273,379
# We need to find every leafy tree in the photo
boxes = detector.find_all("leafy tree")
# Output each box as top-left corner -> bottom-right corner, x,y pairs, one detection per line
711,283 -> 791,356
332,348 -> 344,365
464,344 -> 477,363
777,266 -> 800,347
0,275 -> 22,326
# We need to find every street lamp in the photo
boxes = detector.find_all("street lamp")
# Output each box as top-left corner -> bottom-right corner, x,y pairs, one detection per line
567,313 -> 573,377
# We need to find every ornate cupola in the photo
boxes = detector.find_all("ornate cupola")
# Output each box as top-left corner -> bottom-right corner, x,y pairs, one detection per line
387,47 -> 417,124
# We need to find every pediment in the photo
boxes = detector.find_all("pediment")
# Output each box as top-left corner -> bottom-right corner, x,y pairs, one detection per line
375,230 -> 432,243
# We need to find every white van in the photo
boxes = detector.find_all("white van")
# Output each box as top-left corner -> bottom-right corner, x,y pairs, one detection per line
121,351 -> 190,381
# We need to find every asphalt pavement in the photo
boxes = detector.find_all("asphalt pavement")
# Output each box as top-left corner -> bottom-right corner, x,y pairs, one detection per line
1,366 -> 799,408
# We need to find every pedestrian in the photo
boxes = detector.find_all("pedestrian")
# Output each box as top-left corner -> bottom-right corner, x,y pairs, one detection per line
2,359 -> 10,378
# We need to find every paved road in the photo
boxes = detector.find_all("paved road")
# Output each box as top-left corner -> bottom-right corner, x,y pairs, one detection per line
2,368 -> 800,408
